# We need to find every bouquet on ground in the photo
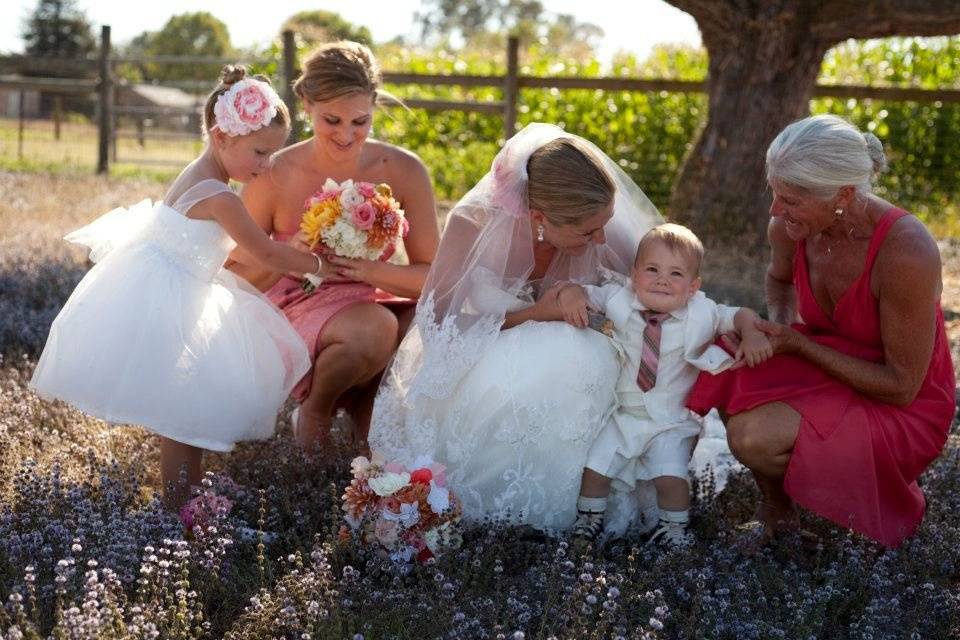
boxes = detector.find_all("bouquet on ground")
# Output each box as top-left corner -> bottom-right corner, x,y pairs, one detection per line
340,453 -> 462,564
299,178 -> 409,292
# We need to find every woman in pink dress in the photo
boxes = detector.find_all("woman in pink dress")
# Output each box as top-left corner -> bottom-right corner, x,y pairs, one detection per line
688,115 -> 955,547
227,41 -> 440,451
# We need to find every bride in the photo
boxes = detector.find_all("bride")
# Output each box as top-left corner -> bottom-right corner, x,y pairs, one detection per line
369,123 -> 662,531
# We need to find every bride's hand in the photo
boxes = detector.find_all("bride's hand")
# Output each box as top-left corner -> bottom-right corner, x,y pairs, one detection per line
530,282 -> 565,320
556,284 -> 590,328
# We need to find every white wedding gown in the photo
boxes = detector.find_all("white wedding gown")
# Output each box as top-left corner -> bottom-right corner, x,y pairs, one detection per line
373,315 -> 738,533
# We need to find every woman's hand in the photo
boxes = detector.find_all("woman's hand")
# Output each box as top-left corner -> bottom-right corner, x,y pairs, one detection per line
753,318 -> 805,355
323,254 -> 381,284
532,282 -> 566,319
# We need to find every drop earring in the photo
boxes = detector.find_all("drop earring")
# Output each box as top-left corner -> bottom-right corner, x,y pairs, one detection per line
537,224 -> 545,243
834,207 -> 844,218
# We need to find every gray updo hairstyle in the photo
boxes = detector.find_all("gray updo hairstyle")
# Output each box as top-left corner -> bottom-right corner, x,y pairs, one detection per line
766,114 -> 888,200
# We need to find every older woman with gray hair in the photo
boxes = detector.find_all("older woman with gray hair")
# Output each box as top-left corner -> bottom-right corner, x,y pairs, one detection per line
688,114 -> 955,547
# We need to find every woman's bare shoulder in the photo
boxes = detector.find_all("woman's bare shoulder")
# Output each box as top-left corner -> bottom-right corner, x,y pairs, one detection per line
363,139 -> 428,174
877,211 -> 941,282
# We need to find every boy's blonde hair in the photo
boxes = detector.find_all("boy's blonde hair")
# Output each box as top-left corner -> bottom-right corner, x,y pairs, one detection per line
635,223 -> 704,275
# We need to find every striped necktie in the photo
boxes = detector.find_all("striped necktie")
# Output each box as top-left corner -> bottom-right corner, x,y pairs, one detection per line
636,310 -> 669,392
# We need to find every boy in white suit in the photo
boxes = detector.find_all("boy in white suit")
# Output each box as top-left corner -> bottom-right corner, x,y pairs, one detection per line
557,223 -> 772,548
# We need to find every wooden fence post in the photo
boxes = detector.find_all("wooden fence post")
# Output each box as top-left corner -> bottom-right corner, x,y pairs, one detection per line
97,25 -> 113,175
282,30 -> 300,145
504,36 -> 519,141
17,90 -> 24,160
53,95 -> 62,140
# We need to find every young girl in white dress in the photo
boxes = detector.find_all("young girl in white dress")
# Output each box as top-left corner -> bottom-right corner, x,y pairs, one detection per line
30,66 -> 322,511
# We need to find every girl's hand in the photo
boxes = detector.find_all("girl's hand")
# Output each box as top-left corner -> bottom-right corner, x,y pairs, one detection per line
292,250 -> 350,284
323,254 -> 379,284
287,231 -> 312,251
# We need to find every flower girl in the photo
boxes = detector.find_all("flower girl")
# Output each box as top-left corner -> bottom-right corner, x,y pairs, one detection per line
30,66 -> 321,511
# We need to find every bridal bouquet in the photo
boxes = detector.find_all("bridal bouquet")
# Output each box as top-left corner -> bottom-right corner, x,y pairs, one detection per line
340,454 -> 462,564
299,178 -> 409,292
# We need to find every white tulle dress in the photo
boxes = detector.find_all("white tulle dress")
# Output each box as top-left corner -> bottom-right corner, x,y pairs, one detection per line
30,179 -> 311,451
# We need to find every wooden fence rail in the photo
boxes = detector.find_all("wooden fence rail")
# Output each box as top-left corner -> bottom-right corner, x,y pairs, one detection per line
3,29 -> 960,173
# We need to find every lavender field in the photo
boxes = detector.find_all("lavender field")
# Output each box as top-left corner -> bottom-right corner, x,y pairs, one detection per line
1,171 -> 958,639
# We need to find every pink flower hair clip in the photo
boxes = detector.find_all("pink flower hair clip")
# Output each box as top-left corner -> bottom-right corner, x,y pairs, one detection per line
212,78 -> 282,137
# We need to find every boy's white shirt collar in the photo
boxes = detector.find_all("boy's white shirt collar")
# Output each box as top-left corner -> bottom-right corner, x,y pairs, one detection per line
628,291 -> 691,321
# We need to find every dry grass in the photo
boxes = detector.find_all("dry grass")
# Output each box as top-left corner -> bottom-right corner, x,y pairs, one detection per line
0,117 -> 201,174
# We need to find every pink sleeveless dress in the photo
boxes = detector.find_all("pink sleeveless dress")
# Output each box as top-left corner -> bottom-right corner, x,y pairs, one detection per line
688,208 -> 955,546
265,232 -> 414,401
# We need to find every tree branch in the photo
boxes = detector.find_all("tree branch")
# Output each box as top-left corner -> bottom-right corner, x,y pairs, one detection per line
810,0 -> 960,44
663,0 -> 742,50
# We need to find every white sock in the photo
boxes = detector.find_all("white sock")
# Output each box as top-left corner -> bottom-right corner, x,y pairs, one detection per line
577,495 -> 607,514
659,508 -> 689,525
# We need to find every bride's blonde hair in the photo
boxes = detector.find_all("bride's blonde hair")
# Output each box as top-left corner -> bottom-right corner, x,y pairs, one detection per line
527,138 -> 615,225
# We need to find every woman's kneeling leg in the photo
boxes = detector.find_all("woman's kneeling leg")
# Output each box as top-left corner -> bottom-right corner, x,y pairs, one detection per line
297,303 -> 398,451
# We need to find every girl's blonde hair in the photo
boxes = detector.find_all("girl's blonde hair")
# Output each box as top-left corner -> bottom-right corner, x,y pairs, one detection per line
527,138 -> 615,225
202,65 -> 290,136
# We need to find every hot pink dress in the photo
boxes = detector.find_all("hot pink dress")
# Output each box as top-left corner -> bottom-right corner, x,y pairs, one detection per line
688,209 -> 955,546
266,232 -> 414,401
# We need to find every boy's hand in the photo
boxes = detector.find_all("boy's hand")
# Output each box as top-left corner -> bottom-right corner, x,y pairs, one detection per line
557,284 -> 591,328
735,327 -> 774,367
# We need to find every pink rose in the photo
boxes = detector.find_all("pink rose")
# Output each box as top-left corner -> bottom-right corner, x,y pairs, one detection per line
234,85 -> 271,126
400,216 -> 410,238
306,190 -> 338,207
352,201 -> 377,230
213,79 -> 280,136
357,182 -> 376,198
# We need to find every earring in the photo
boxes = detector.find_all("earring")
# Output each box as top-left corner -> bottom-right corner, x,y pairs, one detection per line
537,224 -> 545,243
834,207 -> 844,218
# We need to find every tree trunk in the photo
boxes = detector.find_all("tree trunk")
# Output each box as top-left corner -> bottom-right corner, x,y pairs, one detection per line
669,3 -> 828,241
666,0 -> 960,242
